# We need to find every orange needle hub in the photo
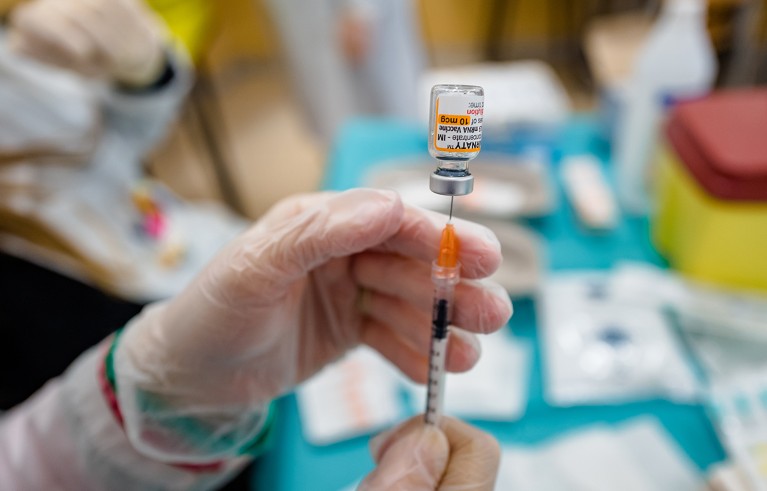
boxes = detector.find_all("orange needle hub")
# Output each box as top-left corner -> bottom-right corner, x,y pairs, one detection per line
437,223 -> 459,268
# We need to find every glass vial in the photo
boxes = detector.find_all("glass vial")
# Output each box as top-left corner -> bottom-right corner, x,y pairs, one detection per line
428,85 -> 484,196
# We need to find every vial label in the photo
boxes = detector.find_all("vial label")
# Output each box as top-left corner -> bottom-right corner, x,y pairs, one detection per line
433,94 -> 484,153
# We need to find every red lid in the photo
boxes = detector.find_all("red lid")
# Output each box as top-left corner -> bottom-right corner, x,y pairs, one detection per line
665,89 -> 767,201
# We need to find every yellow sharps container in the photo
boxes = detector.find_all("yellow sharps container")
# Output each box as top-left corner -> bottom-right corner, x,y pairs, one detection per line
653,89 -> 767,293
146,0 -> 214,62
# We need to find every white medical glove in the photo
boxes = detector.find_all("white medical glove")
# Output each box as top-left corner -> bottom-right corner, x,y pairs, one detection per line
114,189 -> 512,461
7,0 -> 166,87
360,415 -> 501,490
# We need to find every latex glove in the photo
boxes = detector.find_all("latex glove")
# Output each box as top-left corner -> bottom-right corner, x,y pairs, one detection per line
360,415 -> 501,490
8,0 -> 166,87
115,189 -> 513,461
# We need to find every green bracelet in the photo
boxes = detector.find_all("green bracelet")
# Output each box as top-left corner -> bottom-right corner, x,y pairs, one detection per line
105,328 -> 276,458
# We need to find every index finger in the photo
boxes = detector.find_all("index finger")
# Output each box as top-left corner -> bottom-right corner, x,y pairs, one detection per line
375,205 -> 503,279
255,189 -> 503,279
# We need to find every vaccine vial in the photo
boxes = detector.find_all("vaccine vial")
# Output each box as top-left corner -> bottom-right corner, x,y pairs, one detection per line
428,84 -> 484,196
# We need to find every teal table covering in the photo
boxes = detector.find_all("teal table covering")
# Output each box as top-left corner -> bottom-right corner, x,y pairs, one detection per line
251,117 -> 726,490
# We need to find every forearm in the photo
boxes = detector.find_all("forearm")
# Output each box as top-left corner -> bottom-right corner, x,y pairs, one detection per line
114,305 -> 275,463
0,379 -> 92,489
0,341 -> 249,490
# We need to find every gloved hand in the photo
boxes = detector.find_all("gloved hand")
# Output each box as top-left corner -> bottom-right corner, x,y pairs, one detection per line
7,0 -> 167,87
114,189 -> 513,461
360,415 -> 501,490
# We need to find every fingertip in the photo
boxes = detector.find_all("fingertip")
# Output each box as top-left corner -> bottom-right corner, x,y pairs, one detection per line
360,422 -> 449,490
488,281 -> 513,329
446,329 -> 481,373
420,424 -> 449,457
504,296 -> 514,323
454,280 -> 512,335
477,233 -> 503,274
477,223 -> 503,257
369,426 -> 397,462
370,422 -> 447,463
472,249 -> 503,280
438,417 -> 501,487
472,280 -> 512,334
455,222 -> 503,279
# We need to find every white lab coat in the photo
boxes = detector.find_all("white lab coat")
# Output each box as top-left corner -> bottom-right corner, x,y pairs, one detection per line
0,342 -> 248,490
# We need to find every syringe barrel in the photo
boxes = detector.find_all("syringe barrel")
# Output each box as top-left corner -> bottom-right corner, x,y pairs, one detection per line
428,85 -> 484,196
425,262 -> 460,425
432,262 -> 460,294
431,262 -> 460,339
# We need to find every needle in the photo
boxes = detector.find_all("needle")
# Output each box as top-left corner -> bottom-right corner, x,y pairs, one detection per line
448,196 -> 454,223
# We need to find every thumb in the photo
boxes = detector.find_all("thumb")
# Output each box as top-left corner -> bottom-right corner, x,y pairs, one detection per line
236,189 -> 404,290
359,424 -> 449,490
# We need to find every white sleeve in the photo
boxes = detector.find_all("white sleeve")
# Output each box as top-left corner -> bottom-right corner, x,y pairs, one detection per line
0,343 -> 249,491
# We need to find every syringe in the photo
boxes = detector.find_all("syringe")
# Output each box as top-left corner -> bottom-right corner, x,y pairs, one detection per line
424,83 -> 482,425
424,222 -> 460,426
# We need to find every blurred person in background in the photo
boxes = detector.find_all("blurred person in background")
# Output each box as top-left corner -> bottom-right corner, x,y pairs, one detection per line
0,0 -> 243,409
265,0 -> 425,144
0,188 -> 512,490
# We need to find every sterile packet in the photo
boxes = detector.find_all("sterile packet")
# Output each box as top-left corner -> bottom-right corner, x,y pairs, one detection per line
611,262 -> 767,383
612,262 -> 767,342
496,418 -> 705,491
708,371 -> 767,491
540,272 -> 699,406
297,330 -> 531,445
296,347 -> 405,446
405,329 -> 530,420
